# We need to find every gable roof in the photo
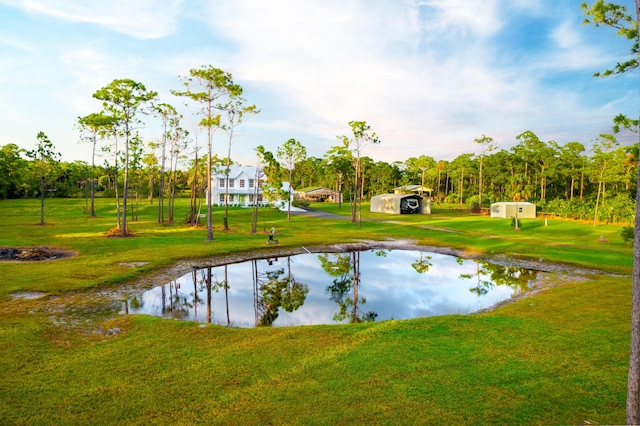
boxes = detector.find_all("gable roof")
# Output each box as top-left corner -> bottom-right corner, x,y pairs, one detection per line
213,166 -> 261,180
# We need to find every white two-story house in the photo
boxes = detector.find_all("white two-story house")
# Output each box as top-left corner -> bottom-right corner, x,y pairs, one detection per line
212,166 -> 266,207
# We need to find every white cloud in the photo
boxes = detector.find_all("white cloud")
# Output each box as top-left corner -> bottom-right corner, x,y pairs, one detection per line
20,0 -> 183,38
0,0 -> 635,164
409,0 -> 503,38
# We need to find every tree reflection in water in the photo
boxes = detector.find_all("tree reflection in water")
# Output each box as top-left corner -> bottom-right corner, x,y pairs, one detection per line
319,251 -> 378,323
412,252 -> 433,274
252,257 -> 309,326
457,258 -> 537,296
124,249 -> 541,326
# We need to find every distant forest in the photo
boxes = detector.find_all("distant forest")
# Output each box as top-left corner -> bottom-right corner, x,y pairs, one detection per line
1,126 -> 636,225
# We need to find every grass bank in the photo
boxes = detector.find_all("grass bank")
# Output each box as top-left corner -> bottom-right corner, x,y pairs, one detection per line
0,198 -> 633,424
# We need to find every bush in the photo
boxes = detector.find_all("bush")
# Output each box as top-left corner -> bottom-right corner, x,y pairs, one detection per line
292,200 -> 310,208
510,217 -> 521,230
621,226 -> 634,246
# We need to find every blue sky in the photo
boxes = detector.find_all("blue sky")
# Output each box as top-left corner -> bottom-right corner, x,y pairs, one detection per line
0,0 -> 637,167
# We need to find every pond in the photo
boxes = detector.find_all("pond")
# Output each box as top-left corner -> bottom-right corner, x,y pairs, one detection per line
123,249 -> 540,327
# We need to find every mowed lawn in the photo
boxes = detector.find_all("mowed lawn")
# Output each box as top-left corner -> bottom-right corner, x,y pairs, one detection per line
0,198 -> 633,424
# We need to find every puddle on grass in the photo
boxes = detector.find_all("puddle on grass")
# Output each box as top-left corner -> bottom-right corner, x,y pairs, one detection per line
123,249 -> 541,327
12,291 -> 46,300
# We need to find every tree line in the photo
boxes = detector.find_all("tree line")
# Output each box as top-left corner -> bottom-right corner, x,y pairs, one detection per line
1,121 -> 637,225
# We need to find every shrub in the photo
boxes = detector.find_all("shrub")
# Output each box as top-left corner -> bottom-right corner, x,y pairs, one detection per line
292,200 -> 310,208
510,217 -> 521,230
621,226 -> 634,246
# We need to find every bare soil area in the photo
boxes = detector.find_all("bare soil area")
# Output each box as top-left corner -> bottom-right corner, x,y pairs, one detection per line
0,246 -> 77,262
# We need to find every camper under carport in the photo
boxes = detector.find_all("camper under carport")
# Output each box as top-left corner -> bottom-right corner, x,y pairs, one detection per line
370,194 -> 428,215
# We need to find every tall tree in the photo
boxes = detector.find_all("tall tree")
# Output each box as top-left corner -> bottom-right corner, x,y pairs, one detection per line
173,66 -> 233,241
336,121 -> 380,226
323,151 -> 353,210
166,111 -> 187,225
0,144 -> 27,199
449,153 -> 474,205
254,145 -> 281,233
220,87 -> 259,230
154,103 -> 180,224
474,135 -> 497,209
27,131 -> 60,225
277,138 -> 307,220
77,112 -> 114,217
507,172 -> 530,232
559,141 -> 586,201
582,1 -> 640,422
93,79 -> 157,236
590,134 -> 619,226
405,155 -> 436,196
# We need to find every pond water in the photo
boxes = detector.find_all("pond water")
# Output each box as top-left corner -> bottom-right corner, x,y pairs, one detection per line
123,249 -> 540,327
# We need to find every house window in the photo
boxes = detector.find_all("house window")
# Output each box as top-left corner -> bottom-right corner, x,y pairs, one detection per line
229,180 -> 235,188
249,194 -> 254,203
240,179 -> 245,188
249,179 -> 254,188
518,207 -> 523,213
219,194 -> 225,203
218,179 -> 225,187
258,195 -> 263,203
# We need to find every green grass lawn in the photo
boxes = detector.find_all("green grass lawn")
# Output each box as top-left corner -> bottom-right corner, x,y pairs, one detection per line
0,197 -> 633,424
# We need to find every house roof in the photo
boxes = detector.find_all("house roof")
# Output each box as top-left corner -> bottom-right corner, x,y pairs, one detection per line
295,187 -> 339,195
491,202 -> 535,206
213,166 -> 261,180
393,185 -> 432,193
372,193 -> 422,201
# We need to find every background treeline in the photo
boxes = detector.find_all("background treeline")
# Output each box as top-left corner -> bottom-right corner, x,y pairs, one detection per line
1,126 -> 637,225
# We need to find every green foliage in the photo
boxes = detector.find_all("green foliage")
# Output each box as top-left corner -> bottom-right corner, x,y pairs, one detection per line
510,216 -> 521,230
622,226 -> 634,245
581,0 -> 638,77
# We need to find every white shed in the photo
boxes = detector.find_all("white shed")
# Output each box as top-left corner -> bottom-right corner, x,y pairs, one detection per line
370,194 -> 430,215
490,202 -> 536,219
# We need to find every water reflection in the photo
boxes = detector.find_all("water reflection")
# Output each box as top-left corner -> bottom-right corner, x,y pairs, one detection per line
124,250 -> 539,327
320,251 -> 377,323
253,258 -> 309,326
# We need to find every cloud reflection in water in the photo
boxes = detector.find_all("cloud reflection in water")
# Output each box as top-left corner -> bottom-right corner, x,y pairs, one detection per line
125,250 -> 538,327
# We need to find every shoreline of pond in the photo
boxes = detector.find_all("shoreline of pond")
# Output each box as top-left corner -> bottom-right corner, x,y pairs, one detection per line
111,239 -> 614,310
9,239 -> 619,331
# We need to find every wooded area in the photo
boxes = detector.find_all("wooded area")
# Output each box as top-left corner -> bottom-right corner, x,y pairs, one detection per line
0,125 -> 636,225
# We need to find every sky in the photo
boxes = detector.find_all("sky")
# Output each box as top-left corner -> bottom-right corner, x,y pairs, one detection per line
0,0 -> 638,167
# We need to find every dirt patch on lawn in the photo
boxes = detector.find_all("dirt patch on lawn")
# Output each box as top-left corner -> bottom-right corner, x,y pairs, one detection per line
0,246 -> 77,262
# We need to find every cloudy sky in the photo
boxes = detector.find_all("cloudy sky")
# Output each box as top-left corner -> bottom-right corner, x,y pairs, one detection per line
0,0 -> 637,166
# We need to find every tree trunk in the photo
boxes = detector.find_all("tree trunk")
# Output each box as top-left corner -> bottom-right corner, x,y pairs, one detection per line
627,4 -> 640,423
39,175 -> 45,225
352,251 -> 359,321
206,143 -> 214,241
206,267 -> 212,324
337,172 -> 343,209
570,176 -> 575,201
287,168 -> 292,221
224,164 -> 230,231
251,167 -> 260,234
90,135 -> 96,217
628,166 -> 640,424
114,136 -> 121,229
478,160 -> 483,209
351,160 -> 359,223
121,134 -> 129,237
224,265 -> 230,326
458,168 -> 464,205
